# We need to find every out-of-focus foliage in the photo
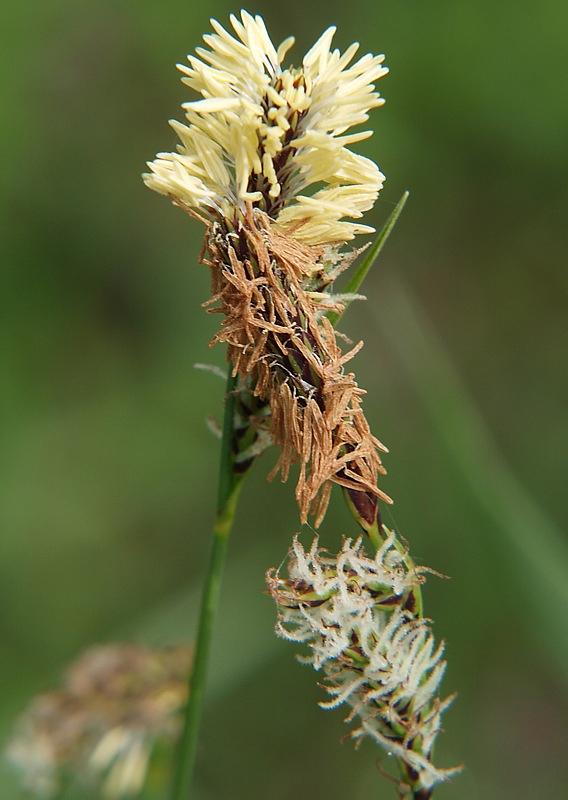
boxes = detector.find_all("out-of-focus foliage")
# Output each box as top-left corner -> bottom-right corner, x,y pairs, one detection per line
1,1 -> 566,799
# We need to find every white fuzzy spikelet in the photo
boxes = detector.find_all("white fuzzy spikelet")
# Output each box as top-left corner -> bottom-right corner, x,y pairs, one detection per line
144,11 -> 387,245
267,534 -> 461,795
273,532 -> 415,668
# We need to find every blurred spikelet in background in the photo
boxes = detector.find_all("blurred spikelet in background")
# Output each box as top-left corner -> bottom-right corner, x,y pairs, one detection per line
6,644 -> 191,799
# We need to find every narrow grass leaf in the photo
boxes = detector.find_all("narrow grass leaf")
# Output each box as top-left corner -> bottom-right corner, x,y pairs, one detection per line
327,190 -> 409,328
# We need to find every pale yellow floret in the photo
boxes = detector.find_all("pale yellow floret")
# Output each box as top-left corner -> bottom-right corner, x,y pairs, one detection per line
302,26 -> 337,75
143,11 -> 388,244
228,11 -> 281,74
276,36 -> 295,64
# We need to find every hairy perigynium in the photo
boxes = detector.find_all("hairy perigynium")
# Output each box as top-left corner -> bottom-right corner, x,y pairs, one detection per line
267,534 -> 461,797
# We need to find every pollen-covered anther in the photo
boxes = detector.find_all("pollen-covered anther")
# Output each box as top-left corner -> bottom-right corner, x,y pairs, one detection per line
144,10 -> 387,244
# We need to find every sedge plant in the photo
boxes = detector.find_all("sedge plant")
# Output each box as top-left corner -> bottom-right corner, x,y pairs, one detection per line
143,12 -> 460,799
6,11 -> 460,800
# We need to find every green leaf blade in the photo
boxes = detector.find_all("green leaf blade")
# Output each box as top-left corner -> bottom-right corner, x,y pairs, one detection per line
328,190 -> 409,328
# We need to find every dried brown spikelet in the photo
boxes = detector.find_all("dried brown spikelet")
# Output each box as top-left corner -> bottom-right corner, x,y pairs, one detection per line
203,206 -> 392,526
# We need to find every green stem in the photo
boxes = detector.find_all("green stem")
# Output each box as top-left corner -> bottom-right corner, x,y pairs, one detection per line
170,369 -> 244,800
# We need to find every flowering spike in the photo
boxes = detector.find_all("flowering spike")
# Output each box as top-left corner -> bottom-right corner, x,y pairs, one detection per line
144,11 -> 387,243
267,535 -> 461,796
144,13 -> 393,527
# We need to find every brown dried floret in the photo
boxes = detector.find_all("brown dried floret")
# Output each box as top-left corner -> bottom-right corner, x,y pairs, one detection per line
203,206 -> 392,526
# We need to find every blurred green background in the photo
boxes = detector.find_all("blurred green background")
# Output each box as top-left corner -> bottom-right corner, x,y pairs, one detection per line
1,1 -> 567,798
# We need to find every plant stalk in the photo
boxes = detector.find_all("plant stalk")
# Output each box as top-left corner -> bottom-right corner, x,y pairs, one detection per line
170,369 -> 243,800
